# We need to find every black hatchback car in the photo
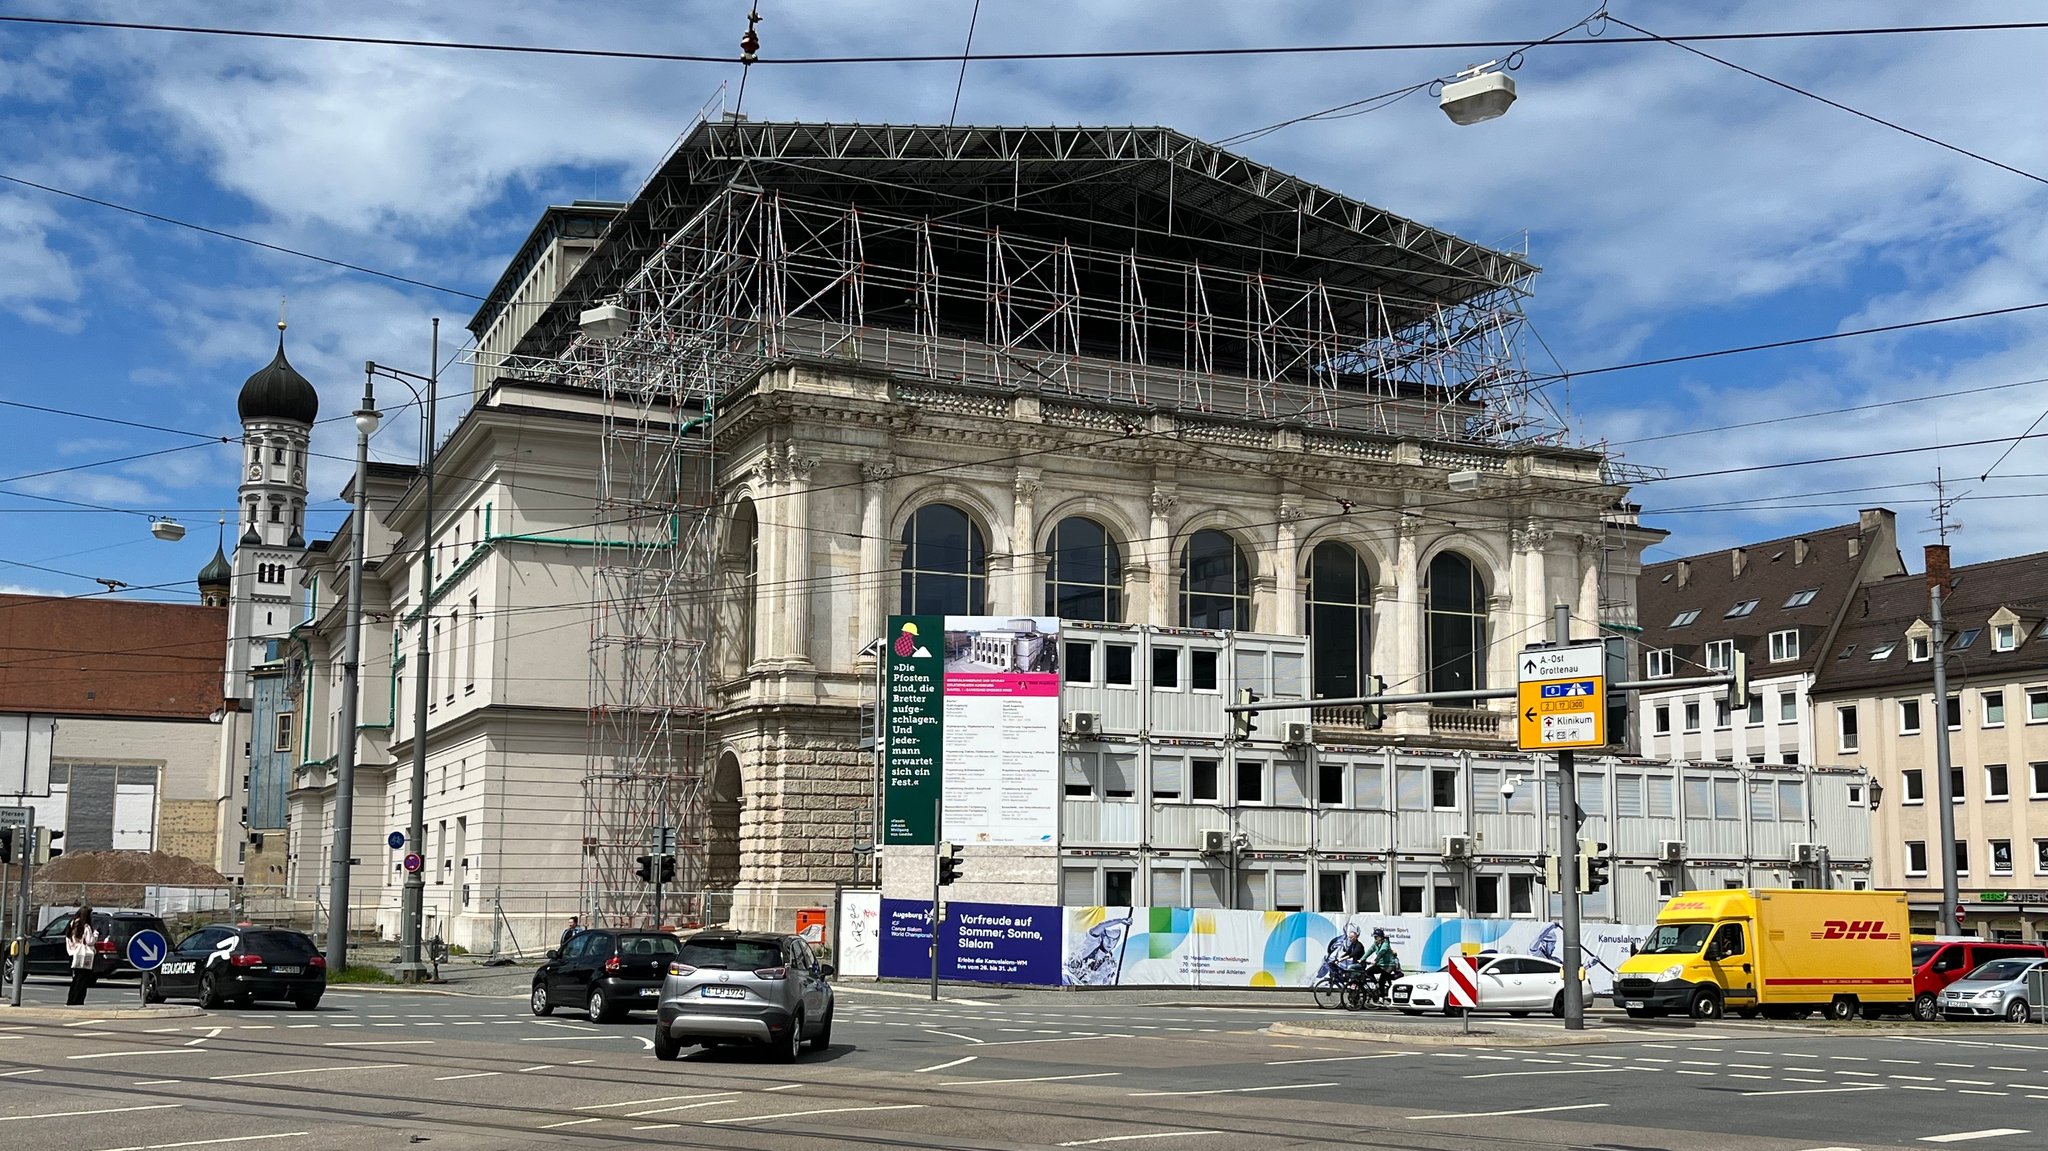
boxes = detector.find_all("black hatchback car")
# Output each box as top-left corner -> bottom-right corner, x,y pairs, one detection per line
140,924 -> 326,1010
532,929 -> 681,1022
5,910 -> 171,982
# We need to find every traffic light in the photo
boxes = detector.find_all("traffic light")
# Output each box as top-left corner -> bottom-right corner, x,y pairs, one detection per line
0,827 -> 12,865
1233,689 -> 1261,740
1540,852 -> 1558,888
936,841 -> 962,886
1577,837 -> 1610,893
1364,675 -> 1388,730
657,855 -> 676,884
634,854 -> 654,884
32,827 -> 61,865
1726,649 -> 1750,711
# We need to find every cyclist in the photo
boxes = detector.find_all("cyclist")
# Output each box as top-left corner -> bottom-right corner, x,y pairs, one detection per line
1323,923 -> 1365,981
1361,928 -> 1401,998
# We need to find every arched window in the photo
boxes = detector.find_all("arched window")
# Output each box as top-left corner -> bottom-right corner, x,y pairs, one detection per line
900,503 -> 987,615
1305,542 -> 1371,698
1180,529 -> 1249,630
1043,516 -> 1123,622
1425,551 -> 1489,693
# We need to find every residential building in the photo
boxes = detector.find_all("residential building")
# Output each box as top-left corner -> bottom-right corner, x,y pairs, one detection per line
1812,547 -> 2048,940
1634,511 -> 1903,764
0,593 -> 234,869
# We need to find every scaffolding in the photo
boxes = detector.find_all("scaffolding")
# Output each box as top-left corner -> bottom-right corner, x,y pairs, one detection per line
472,122 -> 1567,925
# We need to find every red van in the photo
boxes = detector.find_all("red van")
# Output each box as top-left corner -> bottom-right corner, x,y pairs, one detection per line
1910,938 -> 2048,1020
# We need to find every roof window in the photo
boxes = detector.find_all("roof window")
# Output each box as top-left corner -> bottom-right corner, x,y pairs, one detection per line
1950,628 -> 1980,651
1670,609 -> 1700,627
1868,642 -> 1897,660
1836,643 -> 1857,660
1784,589 -> 1818,608
1726,599 -> 1759,619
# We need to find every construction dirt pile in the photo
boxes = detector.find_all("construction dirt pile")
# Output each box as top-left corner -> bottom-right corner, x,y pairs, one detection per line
31,850 -> 228,910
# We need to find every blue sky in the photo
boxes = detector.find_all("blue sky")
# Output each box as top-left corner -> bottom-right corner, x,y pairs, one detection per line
4,1 -> 2046,604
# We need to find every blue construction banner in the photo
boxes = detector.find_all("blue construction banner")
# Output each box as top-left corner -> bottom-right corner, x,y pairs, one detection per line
879,898 -> 1062,986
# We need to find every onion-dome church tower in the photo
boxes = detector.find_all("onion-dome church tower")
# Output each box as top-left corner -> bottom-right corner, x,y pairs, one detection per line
225,320 -> 317,700
196,529 -> 232,607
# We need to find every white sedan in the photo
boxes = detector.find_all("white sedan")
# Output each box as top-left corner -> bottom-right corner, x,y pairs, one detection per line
1390,954 -> 1588,1017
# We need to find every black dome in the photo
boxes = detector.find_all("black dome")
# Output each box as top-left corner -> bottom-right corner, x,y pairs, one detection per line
197,544 -> 233,586
238,333 -> 319,424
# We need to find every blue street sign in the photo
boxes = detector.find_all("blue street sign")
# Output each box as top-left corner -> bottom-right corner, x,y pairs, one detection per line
387,831 -> 406,850
127,928 -> 168,972
1539,680 -> 1598,699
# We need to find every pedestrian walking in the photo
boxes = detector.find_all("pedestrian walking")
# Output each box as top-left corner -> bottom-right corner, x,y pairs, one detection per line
558,915 -> 582,952
64,906 -> 100,1006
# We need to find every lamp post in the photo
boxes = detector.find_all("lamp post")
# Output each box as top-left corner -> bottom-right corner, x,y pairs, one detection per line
325,375 -> 380,973
367,319 -> 440,982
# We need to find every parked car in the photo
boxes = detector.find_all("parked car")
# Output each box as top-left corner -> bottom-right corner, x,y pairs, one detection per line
652,930 -> 833,1062
1939,957 -> 2048,1023
139,924 -> 326,1010
1392,953 -> 1585,1017
1910,939 -> 2048,1021
531,930 -> 682,1022
4,910 -> 171,982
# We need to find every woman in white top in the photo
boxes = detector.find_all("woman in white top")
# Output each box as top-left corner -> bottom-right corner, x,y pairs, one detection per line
63,906 -> 99,1006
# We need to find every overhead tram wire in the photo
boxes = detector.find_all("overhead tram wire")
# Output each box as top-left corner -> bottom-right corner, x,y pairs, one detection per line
4,13 -> 2048,65
1609,14 -> 2048,188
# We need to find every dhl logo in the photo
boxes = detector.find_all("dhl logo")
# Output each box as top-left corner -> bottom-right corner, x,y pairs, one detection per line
1809,919 -> 1900,941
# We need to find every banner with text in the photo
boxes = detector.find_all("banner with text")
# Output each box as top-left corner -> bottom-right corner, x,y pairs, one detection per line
882,614 -> 1060,845
1061,907 -> 1648,993
878,898 -> 1063,985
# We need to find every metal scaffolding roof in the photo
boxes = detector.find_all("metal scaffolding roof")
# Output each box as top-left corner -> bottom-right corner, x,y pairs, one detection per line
495,120 -> 1538,362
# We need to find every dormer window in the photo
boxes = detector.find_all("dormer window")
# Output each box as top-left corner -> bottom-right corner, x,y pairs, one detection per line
1726,599 -> 1759,618
1909,635 -> 1931,662
1769,629 -> 1800,662
1645,649 -> 1673,678
1784,589 -> 1818,608
1705,639 -> 1734,671
1670,609 -> 1700,628
1992,622 -> 2017,652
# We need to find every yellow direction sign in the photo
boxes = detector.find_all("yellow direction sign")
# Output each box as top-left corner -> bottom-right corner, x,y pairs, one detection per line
1516,643 -> 1607,752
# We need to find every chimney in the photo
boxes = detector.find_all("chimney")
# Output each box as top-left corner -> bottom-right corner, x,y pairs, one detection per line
1731,547 -> 1748,578
1925,544 -> 1952,593
1792,537 -> 1810,565
1676,560 -> 1690,589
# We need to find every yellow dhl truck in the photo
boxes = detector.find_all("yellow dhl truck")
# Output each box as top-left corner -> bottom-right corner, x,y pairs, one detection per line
1612,889 -> 1912,1021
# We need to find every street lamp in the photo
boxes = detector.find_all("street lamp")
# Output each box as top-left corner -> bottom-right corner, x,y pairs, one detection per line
325,376 -> 379,974
1440,62 -> 1517,125
367,318 -> 440,983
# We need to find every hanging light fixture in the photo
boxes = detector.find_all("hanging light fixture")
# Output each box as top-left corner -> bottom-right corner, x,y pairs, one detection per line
1440,61 -> 1517,126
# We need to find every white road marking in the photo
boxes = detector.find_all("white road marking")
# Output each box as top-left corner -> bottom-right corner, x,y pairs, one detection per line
518,1035 -> 624,1042
1739,1085 -> 1886,1097
62,1018 -> 110,1027
1409,1103 -> 1609,1121
913,1056 -> 978,1073
432,1072 -> 501,1081
515,1064 -> 553,1072
1463,1067 -> 1642,1080
67,1050 -> 188,1060
0,1105 -> 181,1123
93,1135 -> 308,1151
184,1028 -> 223,1047
211,1064 -> 404,1081
707,1104 -> 924,1125
1919,1131 -> 2030,1144
1127,1082 -> 1334,1098
537,1118 -> 601,1130
967,1034 -> 1131,1047
133,1080 -> 178,1086
323,1040 -> 433,1047
944,1073 -> 1121,1086
762,1083 -> 803,1091
923,1029 -> 984,1043
1056,1133 -> 1224,1147
1265,1052 -> 1415,1066
0,1069 -> 42,1078
628,1100 -> 737,1117
577,1093 -> 725,1110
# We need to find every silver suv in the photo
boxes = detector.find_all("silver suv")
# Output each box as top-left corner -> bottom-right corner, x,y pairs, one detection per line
1940,957 -> 2047,1022
653,931 -> 834,1062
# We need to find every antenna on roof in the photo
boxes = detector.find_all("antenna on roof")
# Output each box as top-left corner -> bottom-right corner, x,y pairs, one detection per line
1926,468 -> 1963,544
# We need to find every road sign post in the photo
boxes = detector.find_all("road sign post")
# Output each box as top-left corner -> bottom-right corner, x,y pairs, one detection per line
127,928 -> 168,972
1521,608 -> 1603,1031
6,808 -> 32,1007
1446,952 -> 1479,1035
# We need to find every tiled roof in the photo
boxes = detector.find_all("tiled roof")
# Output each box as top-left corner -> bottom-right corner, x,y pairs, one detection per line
0,595 -> 225,719
1636,513 -> 1901,679
1811,549 -> 2048,696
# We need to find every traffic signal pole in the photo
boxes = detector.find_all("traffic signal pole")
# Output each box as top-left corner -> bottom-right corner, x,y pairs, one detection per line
1552,606 -> 1587,1032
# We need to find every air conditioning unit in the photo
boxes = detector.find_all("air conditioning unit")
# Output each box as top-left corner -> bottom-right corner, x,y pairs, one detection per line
1065,711 -> 1101,737
1659,840 -> 1686,864
1282,722 -> 1313,746
1442,834 -> 1474,860
1789,842 -> 1819,865
1201,829 -> 1232,855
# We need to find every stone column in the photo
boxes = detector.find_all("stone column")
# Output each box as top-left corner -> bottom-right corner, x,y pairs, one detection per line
1148,487 -> 1179,627
1575,535 -> 1603,641
1012,469 -> 1043,617
753,455 -> 787,663
860,461 -> 894,642
1276,501 -> 1307,635
1486,593 -> 1515,691
781,445 -> 818,667
1393,515 -> 1422,690
1370,585 -> 1401,690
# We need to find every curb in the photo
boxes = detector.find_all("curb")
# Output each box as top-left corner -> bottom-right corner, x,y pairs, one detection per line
1268,1021 -> 1624,1048
0,1005 -> 205,1022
